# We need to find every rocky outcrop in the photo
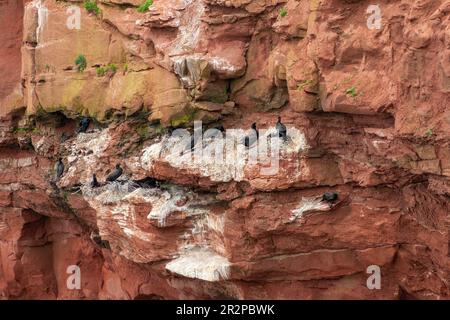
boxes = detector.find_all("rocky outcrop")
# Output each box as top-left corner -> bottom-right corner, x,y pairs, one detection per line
0,0 -> 24,115
0,0 -> 449,299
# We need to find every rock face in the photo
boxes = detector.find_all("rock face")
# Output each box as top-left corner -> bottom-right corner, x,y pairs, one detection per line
0,0 -> 449,299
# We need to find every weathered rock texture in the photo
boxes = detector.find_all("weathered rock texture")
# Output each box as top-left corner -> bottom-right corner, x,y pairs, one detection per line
0,0 -> 449,299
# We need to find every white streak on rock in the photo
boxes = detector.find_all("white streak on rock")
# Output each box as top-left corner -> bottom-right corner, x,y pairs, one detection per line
61,129 -> 111,184
192,213 -> 225,236
289,197 -> 330,223
170,0 -> 204,56
166,246 -> 230,282
140,139 -> 163,171
143,184 -> 214,227
209,56 -> 237,74
34,0 -> 48,44
139,126 -> 309,183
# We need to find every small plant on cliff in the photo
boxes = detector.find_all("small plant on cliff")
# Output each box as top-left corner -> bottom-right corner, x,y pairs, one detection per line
13,126 -> 41,135
297,79 -> 313,91
62,191 -> 69,202
96,64 -> 118,77
75,54 -> 87,72
107,63 -> 118,74
137,0 -> 153,13
170,110 -> 196,128
425,128 -> 433,137
345,86 -> 358,98
279,7 -> 287,18
136,124 -> 151,141
84,0 -> 101,15
96,66 -> 106,76
13,127 -> 30,135
154,123 -> 164,135
31,127 -> 42,135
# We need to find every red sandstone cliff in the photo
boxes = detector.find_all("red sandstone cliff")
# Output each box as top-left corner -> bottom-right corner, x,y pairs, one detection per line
0,0 -> 449,299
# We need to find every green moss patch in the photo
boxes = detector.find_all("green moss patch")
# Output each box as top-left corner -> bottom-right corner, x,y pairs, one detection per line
137,0 -> 153,13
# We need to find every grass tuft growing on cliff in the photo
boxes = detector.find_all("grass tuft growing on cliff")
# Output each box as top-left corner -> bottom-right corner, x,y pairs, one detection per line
108,63 -> 118,73
345,86 -> 358,98
279,7 -> 287,18
96,66 -> 105,77
154,123 -> 164,135
13,126 -> 41,136
170,110 -> 196,128
137,0 -> 153,13
84,0 -> 101,15
75,55 -> 87,72
136,124 -> 151,141
96,64 -> 118,77
297,79 -> 313,91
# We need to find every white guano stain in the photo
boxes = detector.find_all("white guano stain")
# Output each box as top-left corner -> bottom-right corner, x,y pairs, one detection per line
139,126 -> 308,183
34,0 -> 49,44
166,245 -> 231,282
289,197 -> 330,223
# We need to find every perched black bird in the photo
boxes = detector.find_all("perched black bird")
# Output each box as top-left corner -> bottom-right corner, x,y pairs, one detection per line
276,116 -> 287,141
91,174 -> 100,188
55,158 -> 64,179
76,117 -> 90,134
244,123 -> 259,148
106,164 -> 123,182
322,192 -> 338,202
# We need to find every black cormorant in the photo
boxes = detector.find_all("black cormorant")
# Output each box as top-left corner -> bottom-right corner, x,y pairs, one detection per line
55,158 -> 64,179
244,123 -> 259,148
106,164 -> 123,182
76,117 -> 90,134
91,173 -> 100,188
322,192 -> 338,202
276,116 -> 287,141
